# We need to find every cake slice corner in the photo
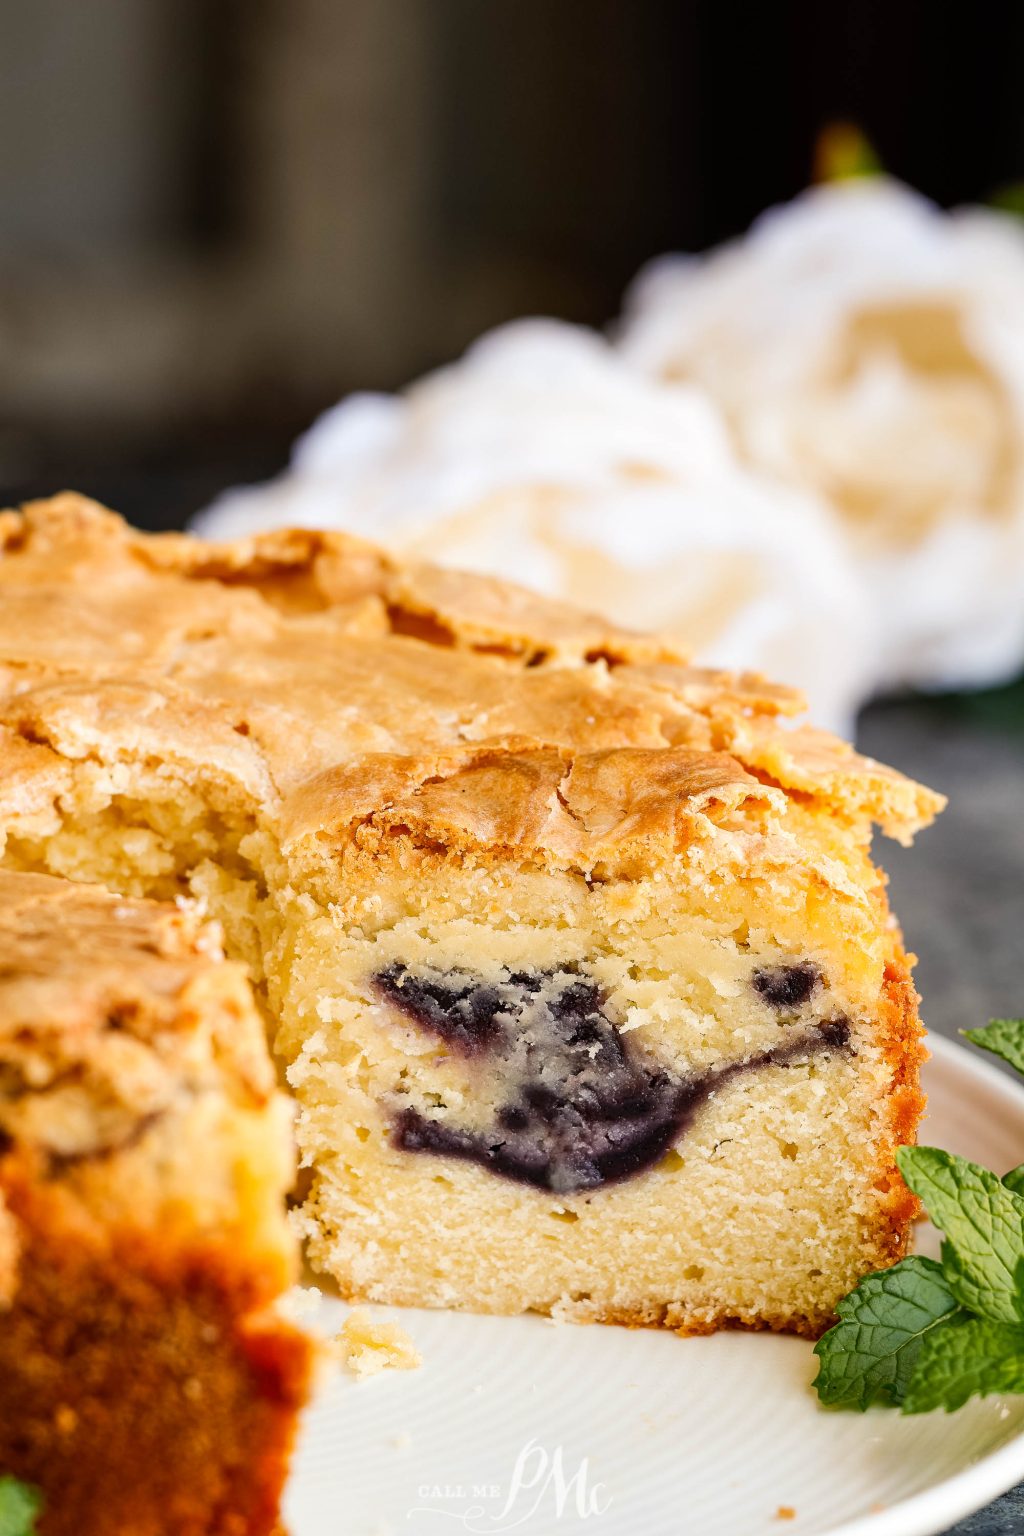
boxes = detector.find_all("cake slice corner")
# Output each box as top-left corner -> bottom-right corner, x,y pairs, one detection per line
0,867 -> 315,1536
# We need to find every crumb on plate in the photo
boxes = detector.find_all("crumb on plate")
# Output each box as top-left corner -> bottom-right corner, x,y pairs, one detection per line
338,1309 -> 422,1381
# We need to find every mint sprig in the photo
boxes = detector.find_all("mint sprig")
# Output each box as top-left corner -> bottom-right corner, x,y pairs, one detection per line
0,1479 -> 42,1536
813,1018 -> 1024,1414
962,1018 -> 1024,1077
812,1256 -> 963,1409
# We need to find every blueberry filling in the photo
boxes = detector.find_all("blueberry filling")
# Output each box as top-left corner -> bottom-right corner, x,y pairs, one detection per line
375,964 -> 511,1055
378,964 -> 852,1194
815,1015 -> 852,1051
752,962 -> 820,1010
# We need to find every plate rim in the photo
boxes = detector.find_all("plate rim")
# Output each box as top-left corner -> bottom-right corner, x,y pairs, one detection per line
824,1031 -> 1024,1536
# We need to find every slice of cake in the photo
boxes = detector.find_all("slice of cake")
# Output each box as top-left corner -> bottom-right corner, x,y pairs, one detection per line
0,868 -> 313,1536
0,495 -> 944,1337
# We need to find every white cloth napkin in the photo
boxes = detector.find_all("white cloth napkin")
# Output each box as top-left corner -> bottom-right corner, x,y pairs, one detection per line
620,178 -> 1024,694
197,320 -> 871,735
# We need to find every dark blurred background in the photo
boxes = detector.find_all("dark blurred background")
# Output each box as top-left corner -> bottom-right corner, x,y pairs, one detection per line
4,0 -> 1024,526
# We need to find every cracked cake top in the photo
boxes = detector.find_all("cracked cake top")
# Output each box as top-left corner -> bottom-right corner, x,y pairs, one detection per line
0,867 -> 297,1314
0,495 -> 943,875
0,868 -> 275,1163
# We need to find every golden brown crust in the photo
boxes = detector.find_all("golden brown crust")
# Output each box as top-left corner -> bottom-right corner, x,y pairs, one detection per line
871,939 -> 930,1253
0,870 -> 273,1161
280,744 -> 785,872
332,1279 -> 836,1341
0,496 -> 943,876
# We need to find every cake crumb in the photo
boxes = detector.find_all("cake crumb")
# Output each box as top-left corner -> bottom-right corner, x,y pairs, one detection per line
775,1508 -> 796,1522
338,1308 -> 422,1380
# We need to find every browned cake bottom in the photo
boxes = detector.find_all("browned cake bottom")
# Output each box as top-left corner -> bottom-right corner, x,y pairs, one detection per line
0,1169 -> 312,1536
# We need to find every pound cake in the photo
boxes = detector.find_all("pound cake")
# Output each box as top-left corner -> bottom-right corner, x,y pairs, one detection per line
0,868 -> 313,1536
0,495 -> 944,1337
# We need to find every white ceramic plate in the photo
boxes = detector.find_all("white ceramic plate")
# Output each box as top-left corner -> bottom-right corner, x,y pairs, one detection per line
283,1035 -> 1024,1536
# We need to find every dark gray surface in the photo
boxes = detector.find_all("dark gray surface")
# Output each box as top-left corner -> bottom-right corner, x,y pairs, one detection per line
858,688 -> 1024,1536
860,693 -> 1024,1051
940,1488 -> 1024,1535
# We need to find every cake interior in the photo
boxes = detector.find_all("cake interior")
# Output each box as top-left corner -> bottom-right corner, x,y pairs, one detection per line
1,759 -> 918,1337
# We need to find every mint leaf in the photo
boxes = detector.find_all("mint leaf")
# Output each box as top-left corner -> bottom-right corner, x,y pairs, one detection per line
902,1315 -> 1024,1414
937,1238 -> 1022,1326
897,1146 -> 1024,1324
812,1256 -> 963,1409
962,1019 -> 1024,1076
1004,1165 -> 1024,1198
0,1478 -> 42,1536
